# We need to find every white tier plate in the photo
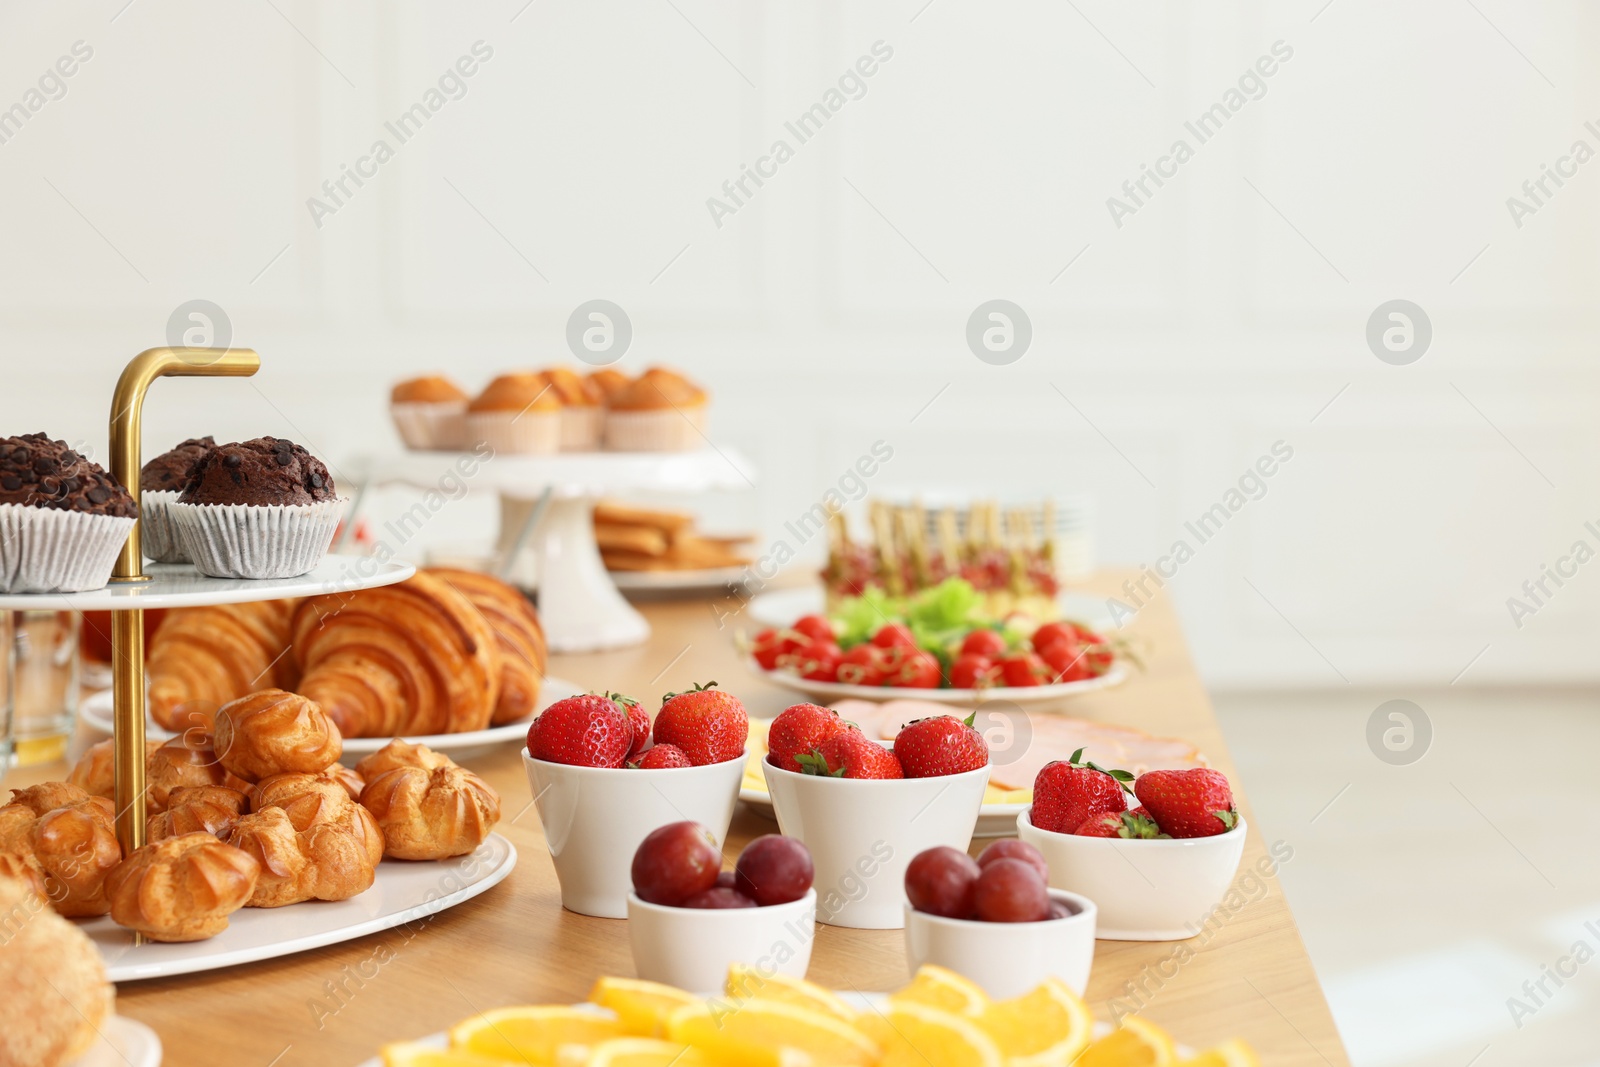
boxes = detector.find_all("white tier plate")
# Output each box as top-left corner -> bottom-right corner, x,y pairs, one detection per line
745,658 -> 1127,707
71,1016 -> 162,1067
353,999 -> 1186,1065
357,449 -> 754,500
609,565 -> 749,593
0,556 -> 415,611
744,586 -> 1115,632
87,833 -> 516,982
79,677 -> 583,762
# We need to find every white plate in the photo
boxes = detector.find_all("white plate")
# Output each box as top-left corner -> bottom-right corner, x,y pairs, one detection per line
609,566 -> 749,593
352,996 -> 1188,1065
739,786 -> 1026,840
0,556 -> 414,611
71,1016 -> 162,1067
744,659 -> 1128,707
78,676 -> 583,762
744,587 -> 1116,632
87,833 -> 516,982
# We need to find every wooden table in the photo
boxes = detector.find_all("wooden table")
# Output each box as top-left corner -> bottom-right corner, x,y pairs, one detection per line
15,571 -> 1349,1065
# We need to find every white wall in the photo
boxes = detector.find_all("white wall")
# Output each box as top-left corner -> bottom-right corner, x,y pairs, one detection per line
3,0 -> 1598,689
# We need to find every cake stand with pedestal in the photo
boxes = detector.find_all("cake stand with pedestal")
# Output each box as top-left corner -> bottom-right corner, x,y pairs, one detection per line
353,448 -> 755,653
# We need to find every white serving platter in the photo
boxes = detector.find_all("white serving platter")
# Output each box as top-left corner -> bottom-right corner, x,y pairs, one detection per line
744,587 -> 1117,633
73,1016 -> 162,1067
0,556 -> 414,611
744,659 -> 1127,708
87,832 -> 516,983
79,676 -> 583,762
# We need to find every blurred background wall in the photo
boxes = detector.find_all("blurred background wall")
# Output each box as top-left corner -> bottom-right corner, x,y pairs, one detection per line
2,0 -> 1597,692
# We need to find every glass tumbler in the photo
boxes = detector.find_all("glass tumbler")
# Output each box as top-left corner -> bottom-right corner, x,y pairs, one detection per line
12,609 -> 79,766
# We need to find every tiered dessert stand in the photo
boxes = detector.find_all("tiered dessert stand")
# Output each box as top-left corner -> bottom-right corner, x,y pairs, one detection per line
353,448 -> 755,652
0,349 -> 514,980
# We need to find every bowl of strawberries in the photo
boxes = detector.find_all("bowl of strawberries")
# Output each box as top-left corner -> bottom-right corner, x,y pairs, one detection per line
1016,753 -> 1246,941
524,683 -> 749,918
759,702 -> 991,930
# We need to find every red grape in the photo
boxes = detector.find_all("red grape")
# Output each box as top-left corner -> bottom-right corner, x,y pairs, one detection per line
1048,898 -> 1076,920
715,870 -> 737,889
976,839 -> 1049,884
631,821 -> 721,906
682,887 -> 758,909
972,858 -> 1050,922
734,835 -> 814,906
904,846 -> 981,919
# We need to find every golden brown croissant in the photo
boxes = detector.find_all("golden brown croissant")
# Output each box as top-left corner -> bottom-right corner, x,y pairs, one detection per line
105,832 -> 259,942
147,599 -> 300,732
251,773 -> 384,868
353,738 -> 450,781
360,762 -> 500,860
148,786 -> 249,841
224,806 -> 378,907
0,786 -> 122,918
291,571 -> 499,737
429,567 -> 546,725
214,689 -> 343,782
0,872 -> 114,1067
66,737 -> 163,800
145,734 -> 252,814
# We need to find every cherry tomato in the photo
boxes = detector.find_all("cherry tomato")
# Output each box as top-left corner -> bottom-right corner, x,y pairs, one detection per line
836,644 -> 890,686
1031,623 -> 1077,652
890,650 -> 942,688
751,628 -> 785,670
959,629 -> 1007,660
792,615 -> 835,644
871,623 -> 918,651
949,654 -> 997,690
1038,640 -> 1091,683
796,641 -> 843,681
999,651 -> 1048,687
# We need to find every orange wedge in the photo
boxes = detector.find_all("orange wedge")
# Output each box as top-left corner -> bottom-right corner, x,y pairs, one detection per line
449,1005 -> 623,1063
978,977 -> 1093,1065
1179,1038 -> 1260,1067
856,1000 -> 1003,1067
667,998 -> 878,1067
381,1042 -> 516,1067
725,963 -> 858,1023
890,965 -> 990,1018
560,1037 -> 714,1067
589,977 -> 701,1037
1075,1016 -> 1179,1067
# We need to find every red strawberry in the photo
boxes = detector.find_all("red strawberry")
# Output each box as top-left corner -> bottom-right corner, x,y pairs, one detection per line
1134,769 -> 1237,838
527,694 -> 633,767
795,729 -> 904,779
1074,810 -> 1167,839
634,744 -> 691,769
767,703 -> 849,773
893,713 -> 989,778
1030,748 -> 1134,834
620,695 -> 650,758
652,682 -> 749,766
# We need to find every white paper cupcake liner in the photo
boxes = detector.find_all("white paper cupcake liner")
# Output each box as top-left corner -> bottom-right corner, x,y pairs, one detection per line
392,401 -> 468,452
558,406 -> 603,452
466,411 -> 561,455
0,503 -> 135,593
604,407 -> 706,452
170,497 -> 345,580
139,490 -> 189,564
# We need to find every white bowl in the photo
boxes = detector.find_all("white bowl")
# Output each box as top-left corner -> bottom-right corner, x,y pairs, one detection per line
1016,809 -> 1247,941
524,751 -> 745,918
628,888 -> 817,992
761,760 -> 990,930
903,888 -> 1097,999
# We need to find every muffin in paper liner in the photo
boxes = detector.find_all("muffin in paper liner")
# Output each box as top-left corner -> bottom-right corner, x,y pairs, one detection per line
139,490 -> 190,564
603,407 -> 706,452
169,498 -> 345,580
391,401 -> 468,452
557,406 -> 603,452
466,411 -> 561,455
0,504 -> 135,593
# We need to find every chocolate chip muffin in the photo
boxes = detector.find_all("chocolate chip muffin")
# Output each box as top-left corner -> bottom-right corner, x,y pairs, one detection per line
140,437 -> 215,494
0,434 -> 138,593
0,435 -> 136,516
169,437 -> 343,580
179,437 -> 335,507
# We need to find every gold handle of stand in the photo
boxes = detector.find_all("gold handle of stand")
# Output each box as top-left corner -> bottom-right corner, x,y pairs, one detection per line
109,348 -> 259,857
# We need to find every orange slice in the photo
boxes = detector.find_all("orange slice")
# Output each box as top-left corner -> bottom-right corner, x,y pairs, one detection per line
724,963 -> 858,1023
890,965 -> 990,1018
589,977 -> 700,1037
1075,1016 -> 1179,1067
856,1000 -> 1003,1067
449,1005 -> 622,1063
666,998 -> 877,1067
978,977 -> 1093,1065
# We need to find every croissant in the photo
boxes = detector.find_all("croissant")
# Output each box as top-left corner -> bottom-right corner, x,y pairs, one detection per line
224,806 -> 378,907
429,567 -> 546,725
0,786 -> 122,918
353,738 -> 450,782
149,786 -> 249,841
360,762 -> 500,860
0,872 -> 114,1067
145,734 -> 251,814
214,689 -> 343,782
251,773 -> 384,868
105,833 -> 259,942
66,738 -> 163,800
147,600 -> 300,731
291,571 -> 499,737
